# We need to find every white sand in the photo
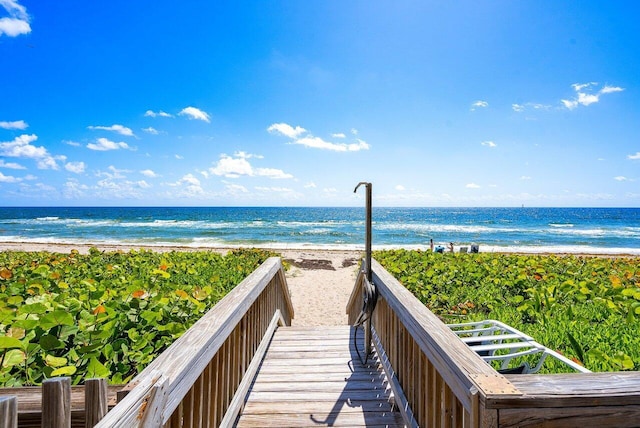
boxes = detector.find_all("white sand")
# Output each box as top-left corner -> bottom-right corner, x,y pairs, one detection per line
0,243 -> 363,327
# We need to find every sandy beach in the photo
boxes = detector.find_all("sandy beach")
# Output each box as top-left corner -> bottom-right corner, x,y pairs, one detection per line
0,242 -> 364,327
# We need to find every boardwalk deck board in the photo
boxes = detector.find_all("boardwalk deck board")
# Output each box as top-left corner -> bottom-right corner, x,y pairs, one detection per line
235,325 -> 405,427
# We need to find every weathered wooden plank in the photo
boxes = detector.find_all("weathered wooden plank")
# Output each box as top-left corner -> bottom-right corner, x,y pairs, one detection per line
236,325 -> 404,427
498,405 -> 640,428
0,396 -> 18,428
241,400 -> 396,415
247,380 -> 389,393
84,378 -> 108,427
236,411 -> 404,427
42,377 -> 71,428
0,386 -> 121,412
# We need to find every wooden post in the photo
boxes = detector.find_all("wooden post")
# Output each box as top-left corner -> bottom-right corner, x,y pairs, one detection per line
42,377 -> 71,428
85,378 -> 108,427
0,396 -> 18,428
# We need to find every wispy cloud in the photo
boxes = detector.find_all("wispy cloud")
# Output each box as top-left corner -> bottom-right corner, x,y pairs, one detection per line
470,100 -> 488,111
294,136 -> 370,152
142,127 -> 159,135
481,141 -> 497,148
179,106 -> 210,122
395,185 -> 405,191
512,103 -> 551,113
520,176 -> 532,180
268,123 -> 307,139
88,124 -> 135,137
332,133 -> 346,139
269,122 -> 370,152
140,169 -> 158,178
87,137 -> 131,151
65,161 -> 86,174
614,176 -> 629,181
466,183 -> 480,189
144,110 -> 173,118
0,159 -> 25,169
0,134 -> 65,169
208,152 -> 293,179
561,82 -> 624,110
0,0 -> 31,37
0,171 -> 20,182
628,152 -> 640,160
168,174 -> 204,197
0,119 -> 28,130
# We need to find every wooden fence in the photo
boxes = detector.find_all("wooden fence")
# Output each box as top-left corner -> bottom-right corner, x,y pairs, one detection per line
1,257 -> 293,428
347,258 -> 640,428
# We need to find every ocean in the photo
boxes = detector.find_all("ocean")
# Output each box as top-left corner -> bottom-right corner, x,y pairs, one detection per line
0,207 -> 639,255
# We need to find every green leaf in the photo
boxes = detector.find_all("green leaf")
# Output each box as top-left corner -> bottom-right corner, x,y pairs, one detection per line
51,365 -> 77,376
45,354 -> 68,368
0,336 -> 24,350
1,349 -> 26,368
40,334 -> 63,351
40,310 -> 75,330
86,357 -> 110,378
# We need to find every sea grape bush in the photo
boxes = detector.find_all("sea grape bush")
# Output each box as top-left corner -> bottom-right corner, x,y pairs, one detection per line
374,249 -> 640,373
0,247 -> 279,386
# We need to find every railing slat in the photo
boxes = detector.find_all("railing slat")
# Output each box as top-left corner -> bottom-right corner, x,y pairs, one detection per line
85,378 -> 108,427
0,396 -> 18,428
42,377 -> 71,428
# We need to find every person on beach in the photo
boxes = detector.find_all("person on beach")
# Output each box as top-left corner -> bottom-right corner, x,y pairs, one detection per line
430,238 -> 434,252
449,242 -> 454,253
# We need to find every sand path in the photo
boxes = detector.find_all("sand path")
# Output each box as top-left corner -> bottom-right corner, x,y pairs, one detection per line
279,250 -> 362,326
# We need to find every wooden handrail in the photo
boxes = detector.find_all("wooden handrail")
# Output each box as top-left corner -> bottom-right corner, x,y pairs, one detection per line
96,257 -> 293,427
348,259 -> 522,427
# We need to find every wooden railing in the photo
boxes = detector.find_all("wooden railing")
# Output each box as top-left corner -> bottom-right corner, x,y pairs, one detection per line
94,257 -> 293,427
347,258 -> 640,428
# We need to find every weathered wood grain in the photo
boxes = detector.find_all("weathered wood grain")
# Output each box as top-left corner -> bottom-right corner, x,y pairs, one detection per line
236,325 -> 404,428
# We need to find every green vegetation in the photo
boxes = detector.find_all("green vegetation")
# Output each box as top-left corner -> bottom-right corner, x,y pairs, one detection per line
374,249 -> 640,373
0,247 -> 279,386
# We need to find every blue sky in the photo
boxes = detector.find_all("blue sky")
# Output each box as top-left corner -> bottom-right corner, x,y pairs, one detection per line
1,1 -> 638,207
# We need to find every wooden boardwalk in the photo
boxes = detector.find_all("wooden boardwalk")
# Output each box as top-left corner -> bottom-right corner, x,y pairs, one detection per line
235,325 -> 405,427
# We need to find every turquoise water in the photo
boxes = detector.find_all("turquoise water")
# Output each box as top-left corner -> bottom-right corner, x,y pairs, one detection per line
0,207 -> 639,254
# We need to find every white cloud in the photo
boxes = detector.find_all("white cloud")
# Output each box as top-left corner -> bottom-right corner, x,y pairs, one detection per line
175,154 -> 184,160
64,140 -> 81,147
140,169 -> 157,178
0,120 -> 28,130
0,0 -> 31,37
294,136 -> 370,152
332,133 -> 346,138
481,141 -> 497,148
255,186 -> 293,193
304,182 -> 316,188
267,123 -> 307,139
0,159 -> 25,169
395,185 -> 405,191
65,161 -> 86,174
224,182 -> 248,194
324,187 -> 337,193
0,134 -> 63,169
87,137 -> 131,151
88,124 -> 135,137
144,110 -> 173,118
0,171 -> 20,182
601,85 -> 624,94
614,176 -> 628,181
351,128 -> 358,135
520,176 -> 532,180
471,100 -> 488,111
562,82 -> 624,110
269,123 -> 370,152
142,127 -> 159,135
169,174 -> 204,196
466,183 -> 480,189
208,153 -> 293,179
512,104 -> 525,112
627,152 -> 640,160
137,180 -> 151,189
179,106 -> 210,122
